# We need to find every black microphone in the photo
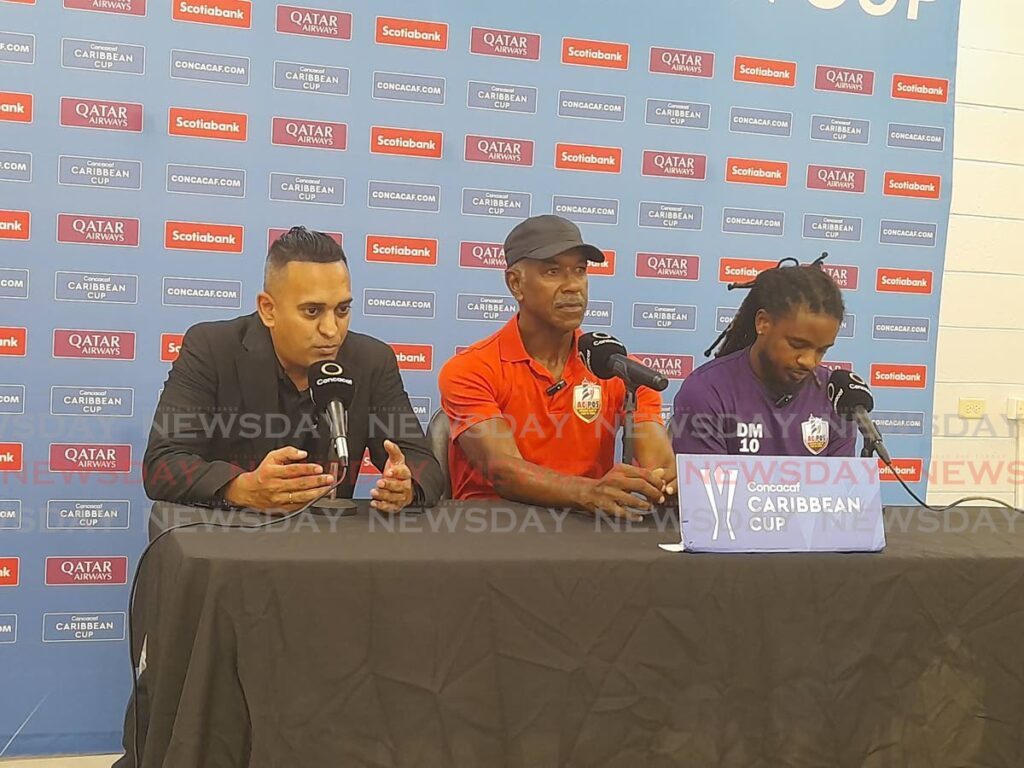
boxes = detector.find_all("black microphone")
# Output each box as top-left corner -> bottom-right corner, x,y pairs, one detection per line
827,369 -> 891,464
545,380 -> 567,396
578,332 -> 669,392
308,360 -> 356,465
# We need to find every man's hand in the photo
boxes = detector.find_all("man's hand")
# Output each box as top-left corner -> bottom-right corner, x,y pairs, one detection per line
223,446 -> 335,513
370,440 -> 414,513
578,464 -> 667,522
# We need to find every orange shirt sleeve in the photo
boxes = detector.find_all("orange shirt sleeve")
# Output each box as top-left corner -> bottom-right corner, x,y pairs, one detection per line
621,354 -> 665,425
438,351 -> 505,440
634,382 -> 664,425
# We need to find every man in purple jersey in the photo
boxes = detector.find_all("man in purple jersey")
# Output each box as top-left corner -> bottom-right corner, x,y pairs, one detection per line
671,260 -> 857,457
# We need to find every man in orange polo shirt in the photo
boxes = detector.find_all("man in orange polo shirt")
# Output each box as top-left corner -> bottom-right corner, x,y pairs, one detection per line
439,215 -> 676,519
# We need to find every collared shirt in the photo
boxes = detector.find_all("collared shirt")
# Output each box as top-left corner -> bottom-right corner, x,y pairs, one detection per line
439,316 -> 663,500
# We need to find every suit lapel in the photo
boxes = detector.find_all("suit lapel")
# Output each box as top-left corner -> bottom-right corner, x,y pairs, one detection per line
236,316 -> 279,461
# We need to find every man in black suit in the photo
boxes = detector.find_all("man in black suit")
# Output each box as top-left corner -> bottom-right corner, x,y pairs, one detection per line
143,225 -> 444,512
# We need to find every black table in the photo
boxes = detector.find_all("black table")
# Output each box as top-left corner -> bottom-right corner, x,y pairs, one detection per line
123,501 -> 1024,768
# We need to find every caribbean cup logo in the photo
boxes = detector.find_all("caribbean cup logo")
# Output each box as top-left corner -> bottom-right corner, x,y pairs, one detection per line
701,466 -> 738,541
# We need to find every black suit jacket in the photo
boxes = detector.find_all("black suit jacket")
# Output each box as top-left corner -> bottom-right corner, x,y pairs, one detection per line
143,312 -> 444,507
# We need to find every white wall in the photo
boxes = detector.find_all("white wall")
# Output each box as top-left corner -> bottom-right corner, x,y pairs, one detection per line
929,0 -> 1024,505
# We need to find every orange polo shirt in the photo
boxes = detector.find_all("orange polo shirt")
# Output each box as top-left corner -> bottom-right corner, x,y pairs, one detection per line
439,316 -> 664,500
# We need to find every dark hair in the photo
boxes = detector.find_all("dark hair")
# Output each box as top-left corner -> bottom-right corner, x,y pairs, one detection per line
705,255 -> 845,358
264,225 -> 346,286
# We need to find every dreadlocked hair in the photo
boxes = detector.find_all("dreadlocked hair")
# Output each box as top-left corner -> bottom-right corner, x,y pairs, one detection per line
704,255 -> 845,358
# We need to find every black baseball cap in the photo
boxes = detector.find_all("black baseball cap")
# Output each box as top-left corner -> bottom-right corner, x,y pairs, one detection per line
502,214 -> 605,268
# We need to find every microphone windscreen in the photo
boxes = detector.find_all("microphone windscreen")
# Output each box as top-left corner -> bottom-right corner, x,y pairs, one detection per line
578,332 -> 627,380
827,369 -> 874,418
308,360 -> 355,410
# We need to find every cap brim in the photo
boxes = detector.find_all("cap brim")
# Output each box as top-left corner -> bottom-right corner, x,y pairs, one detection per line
509,239 -> 605,266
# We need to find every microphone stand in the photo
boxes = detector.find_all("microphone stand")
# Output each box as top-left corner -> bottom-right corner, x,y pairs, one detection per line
311,443 -> 357,516
622,381 -> 638,466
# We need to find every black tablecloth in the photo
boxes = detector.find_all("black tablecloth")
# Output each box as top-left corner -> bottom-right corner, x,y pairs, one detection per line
122,502 -> 1024,768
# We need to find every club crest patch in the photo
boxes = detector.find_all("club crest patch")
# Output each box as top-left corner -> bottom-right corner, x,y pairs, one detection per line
802,414 -> 830,455
573,381 -> 603,423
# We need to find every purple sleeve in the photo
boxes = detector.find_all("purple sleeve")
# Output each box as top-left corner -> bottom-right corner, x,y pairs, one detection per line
825,415 -> 857,457
670,376 -> 729,455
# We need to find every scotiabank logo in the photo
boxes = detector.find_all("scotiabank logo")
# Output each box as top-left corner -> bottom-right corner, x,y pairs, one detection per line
360,450 -> 381,476
876,268 -> 933,295
165,221 -> 244,253
60,98 -> 142,132
50,444 -> 132,473
160,333 -> 184,362
726,158 -> 788,187
375,16 -> 448,50
0,327 -> 27,357
590,250 -> 616,277
65,0 -> 146,15
173,0 -> 252,29
871,364 -> 927,389
269,228 -> 342,247
169,107 -> 247,141
634,354 -> 693,380
822,264 -> 859,290
554,143 -> 622,173
0,92 -> 33,123
272,117 -> 347,151
734,56 -> 796,86
561,37 -> 629,70
884,171 -> 941,200
0,210 -> 30,241
365,235 -> 437,266
390,344 -> 433,371
53,329 -> 136,360
878,458 -> 924,483
807,164 -> 866,194
718,258 -> 775,283
45,556 -> 129,585
892,74 -> 948,104
370,126 -> 443,159
0,557 -> 18,587
641,150 -> 707,180
58,214 -> 140,247
464,135 -> 534,167
459,241 -> 504,270
0,444 -> 23,472
277,5 -> 352,39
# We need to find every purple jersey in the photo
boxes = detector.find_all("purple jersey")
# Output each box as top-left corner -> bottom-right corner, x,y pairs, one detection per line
671,348 -> 857,457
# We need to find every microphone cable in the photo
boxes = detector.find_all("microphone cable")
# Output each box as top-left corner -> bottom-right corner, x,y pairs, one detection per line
878,453 -> 1024,515
126,469 -> 347,767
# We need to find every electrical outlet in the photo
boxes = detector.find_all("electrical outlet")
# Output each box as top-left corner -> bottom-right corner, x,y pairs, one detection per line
1008,397 -> 1024,421
958,397 -> 986,420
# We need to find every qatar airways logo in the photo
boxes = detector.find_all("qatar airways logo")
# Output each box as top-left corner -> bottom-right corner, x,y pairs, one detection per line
53,329 -> 136,360
780,0 -> 936,20
60,97 -> 142,132
49,444 -> 132,473
45,556 -> 129,586
58,214 -> 140,246
276,6 -> 352,39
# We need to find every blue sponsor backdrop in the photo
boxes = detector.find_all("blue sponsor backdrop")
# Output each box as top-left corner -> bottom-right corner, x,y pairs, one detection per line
0,0 -> 959,756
